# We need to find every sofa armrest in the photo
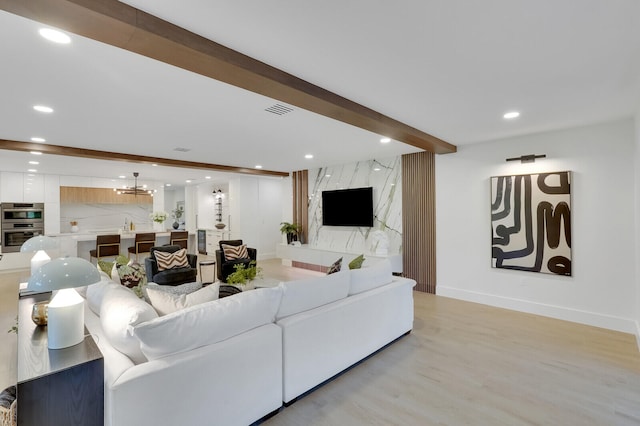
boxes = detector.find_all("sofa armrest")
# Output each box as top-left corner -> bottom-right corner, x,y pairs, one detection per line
248,247 -> 257,261
144,257 -> 158,281
186,253 -> 197,268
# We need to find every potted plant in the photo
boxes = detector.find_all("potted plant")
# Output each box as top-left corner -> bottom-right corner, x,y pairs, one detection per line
226,261 -> 262,290
280,222 -> 302,244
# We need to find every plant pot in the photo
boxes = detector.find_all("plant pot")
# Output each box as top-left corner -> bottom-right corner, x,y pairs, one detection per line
172,221 -> 179,229
286,233 -> 298,245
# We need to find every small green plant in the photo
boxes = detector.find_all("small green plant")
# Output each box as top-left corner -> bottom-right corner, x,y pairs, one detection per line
280,222 -> 302,244
227,261 -> 262,285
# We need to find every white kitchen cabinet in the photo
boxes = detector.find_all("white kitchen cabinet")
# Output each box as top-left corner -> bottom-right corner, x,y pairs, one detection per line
204,229 -> 228,254
0,172 -> 46,202
23,174 -> 45,202
1,172 -> 24,202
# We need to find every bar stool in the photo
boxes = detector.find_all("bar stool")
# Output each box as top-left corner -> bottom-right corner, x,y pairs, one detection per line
170,231 -> 188,250
89,234 -> 121,263
127,232 -> 156,262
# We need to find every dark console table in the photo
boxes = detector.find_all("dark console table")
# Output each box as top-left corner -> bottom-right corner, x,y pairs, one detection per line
17,292 -> 104,426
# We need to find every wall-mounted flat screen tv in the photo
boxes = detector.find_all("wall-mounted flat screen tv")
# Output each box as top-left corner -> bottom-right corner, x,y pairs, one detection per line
322,187 -> 374,227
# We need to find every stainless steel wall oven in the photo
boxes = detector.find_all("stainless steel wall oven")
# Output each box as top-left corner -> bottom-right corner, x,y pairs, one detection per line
1,203 -> 45,253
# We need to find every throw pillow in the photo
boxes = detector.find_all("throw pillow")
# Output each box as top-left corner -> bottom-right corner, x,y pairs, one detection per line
154,248 -> 189,271
113,261 -> 146,288
147,283 -> 220,316
222,244 -> 249,260
327,257 -> 342,275
146,281 -> 202,295
97,259 -> 114,276
348,254 -> 365,269
100,285 -> 158,364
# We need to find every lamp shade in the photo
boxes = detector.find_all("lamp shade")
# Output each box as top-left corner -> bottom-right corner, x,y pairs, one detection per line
20,235 -> 59,253
27,257 -> 101,349
21,235 -> 60,275
27,257 -> 101,292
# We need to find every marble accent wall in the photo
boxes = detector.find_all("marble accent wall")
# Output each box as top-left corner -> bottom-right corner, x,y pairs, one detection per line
60,203 -> 153,233
308,156 -> 402,255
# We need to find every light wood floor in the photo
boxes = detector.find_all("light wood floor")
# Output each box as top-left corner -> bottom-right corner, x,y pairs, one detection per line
264,292 -> 640,426
2,261 -> 639,425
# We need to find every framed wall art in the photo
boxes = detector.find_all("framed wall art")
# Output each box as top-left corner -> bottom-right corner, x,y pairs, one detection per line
491,171 -> 572,276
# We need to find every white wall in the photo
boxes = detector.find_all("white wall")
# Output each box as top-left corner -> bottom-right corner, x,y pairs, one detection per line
436,119 -> 637,333
229,176 -> 285,259
635,111 -> 640,348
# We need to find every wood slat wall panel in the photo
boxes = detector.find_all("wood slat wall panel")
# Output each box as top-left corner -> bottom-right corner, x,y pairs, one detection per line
402,152 -> 436,293
292,171 -> 308,243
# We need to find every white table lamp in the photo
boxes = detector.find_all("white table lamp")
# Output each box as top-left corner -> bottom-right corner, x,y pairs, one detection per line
20,235 -> 59,275
27,257 -> 101,349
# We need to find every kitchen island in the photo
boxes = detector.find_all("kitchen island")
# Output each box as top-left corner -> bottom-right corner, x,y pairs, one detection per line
50,230 -> 197,261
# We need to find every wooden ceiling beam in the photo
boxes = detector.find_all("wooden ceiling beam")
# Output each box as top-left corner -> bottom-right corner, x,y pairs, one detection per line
0,0 -> 456,155
0,139 -> 289,177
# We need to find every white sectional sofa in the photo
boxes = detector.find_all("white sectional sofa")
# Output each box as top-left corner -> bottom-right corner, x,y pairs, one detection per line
82,259 -> 416,426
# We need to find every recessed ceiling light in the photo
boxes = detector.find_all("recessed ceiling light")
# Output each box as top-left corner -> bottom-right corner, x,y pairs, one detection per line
325,174 -> 331,178
118,175 -> 126,179
255,165 -> 263,169
28,169 -> 37,173
39,28 -> 71,44
29,161 -> 39,165
152,163 -> 158,167
30,137 -> 46,142
166,183 -> 172,187
30,151 -> 42,155
380,137 -> 391,143
503,111 -> 520,119
33,105 -> 53,113
205,176 -> 211,179
373,167 -> 381,171
185,180 -> 192,183
305,154 -> 314,159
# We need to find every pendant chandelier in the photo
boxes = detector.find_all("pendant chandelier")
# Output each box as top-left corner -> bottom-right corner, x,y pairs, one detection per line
114,172 -> 155,197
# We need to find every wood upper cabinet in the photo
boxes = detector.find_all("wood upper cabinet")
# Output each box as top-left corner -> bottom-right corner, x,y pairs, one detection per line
60,186 -> 152,204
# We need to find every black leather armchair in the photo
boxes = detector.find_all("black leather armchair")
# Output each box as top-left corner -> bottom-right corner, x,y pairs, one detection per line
145,245 -> 198,286
216,239 -> 257,283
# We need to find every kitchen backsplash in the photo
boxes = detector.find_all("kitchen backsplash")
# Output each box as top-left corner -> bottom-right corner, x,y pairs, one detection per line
60,203 -> 153,233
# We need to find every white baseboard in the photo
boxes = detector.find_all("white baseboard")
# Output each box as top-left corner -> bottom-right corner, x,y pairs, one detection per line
436,285 -> 636,335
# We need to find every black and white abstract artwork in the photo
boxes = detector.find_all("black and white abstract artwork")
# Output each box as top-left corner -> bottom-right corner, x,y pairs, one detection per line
491,171 -> 572,276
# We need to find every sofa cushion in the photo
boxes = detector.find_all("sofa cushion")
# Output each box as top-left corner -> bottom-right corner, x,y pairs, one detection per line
100,285 -> 158,364
349,259 -> 393,295
86,274 -> 120,316
221,244 -> 249,260
133,287 -> 283,360
147,283 -> 220,316
154,248 -> 189,271
276,269 -> 350,320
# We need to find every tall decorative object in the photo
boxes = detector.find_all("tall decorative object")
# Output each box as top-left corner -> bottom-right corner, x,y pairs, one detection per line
491,171 -> 572,276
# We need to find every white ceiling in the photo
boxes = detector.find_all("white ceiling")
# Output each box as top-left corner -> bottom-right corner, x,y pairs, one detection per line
1,0 -> 639,187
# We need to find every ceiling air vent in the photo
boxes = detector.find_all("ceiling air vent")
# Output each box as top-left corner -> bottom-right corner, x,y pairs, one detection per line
265,104 -> 294,115
173,147 -> 191,152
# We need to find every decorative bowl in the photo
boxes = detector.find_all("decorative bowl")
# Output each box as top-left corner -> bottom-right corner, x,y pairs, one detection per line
215,223 -> 226,229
